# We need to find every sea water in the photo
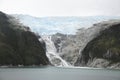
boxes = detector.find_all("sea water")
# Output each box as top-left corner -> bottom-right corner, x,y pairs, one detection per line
0,66 -> 120,80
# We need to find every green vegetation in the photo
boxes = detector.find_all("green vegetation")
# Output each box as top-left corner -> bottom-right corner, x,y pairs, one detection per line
0,11 -> 49,66
80,24 -> 120,65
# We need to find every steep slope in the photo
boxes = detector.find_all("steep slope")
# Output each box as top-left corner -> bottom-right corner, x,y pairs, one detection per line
51,33 -> 78,65
75,20 -> 120,68
0,11 -> 49,66
51,22 -> 113,65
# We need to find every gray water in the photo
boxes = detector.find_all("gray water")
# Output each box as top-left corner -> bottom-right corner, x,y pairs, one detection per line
0,67 -> 120,80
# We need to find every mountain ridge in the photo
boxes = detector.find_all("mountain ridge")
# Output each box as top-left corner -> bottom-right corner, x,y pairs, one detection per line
0,11 -> 50,66
75,20 -> 120,69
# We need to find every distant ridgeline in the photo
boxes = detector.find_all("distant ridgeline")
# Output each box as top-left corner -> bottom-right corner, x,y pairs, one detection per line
0,11 -> 49,66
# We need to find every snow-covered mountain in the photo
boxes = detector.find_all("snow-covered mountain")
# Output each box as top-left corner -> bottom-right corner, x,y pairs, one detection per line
13,14 -> 120,35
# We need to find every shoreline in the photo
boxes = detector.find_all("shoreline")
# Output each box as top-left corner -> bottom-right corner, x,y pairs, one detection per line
1,65 -> 120,70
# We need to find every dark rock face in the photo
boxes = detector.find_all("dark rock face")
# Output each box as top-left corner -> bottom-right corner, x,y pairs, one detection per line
51,33 -> 78,65
75,21 -> 120,68
51,33 -> 66,53
0,11 -> 49,66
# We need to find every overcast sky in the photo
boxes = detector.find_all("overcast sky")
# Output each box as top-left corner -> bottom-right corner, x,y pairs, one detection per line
0,0 -> 120,17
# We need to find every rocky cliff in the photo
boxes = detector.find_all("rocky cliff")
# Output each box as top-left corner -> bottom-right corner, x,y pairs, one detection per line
51,33 -> 78,65
75,20 -> 120,69
0,11 -> 49,66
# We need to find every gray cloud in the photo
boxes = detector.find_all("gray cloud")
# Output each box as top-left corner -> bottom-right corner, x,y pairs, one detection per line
0,0 -> 120,16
